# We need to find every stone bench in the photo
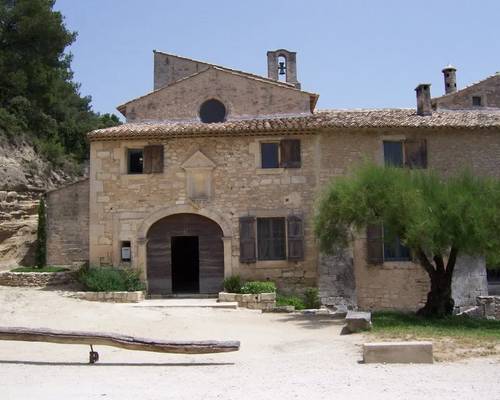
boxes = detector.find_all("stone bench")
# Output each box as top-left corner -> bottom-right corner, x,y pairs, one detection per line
363,341 -> 433,364
343,311 -> 372,333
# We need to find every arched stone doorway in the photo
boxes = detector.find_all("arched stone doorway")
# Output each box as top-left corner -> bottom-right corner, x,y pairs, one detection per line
146,213 -> 224,295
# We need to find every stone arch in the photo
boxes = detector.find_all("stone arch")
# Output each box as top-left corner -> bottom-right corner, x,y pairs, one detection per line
136,205 -> 233,294
137,204 -> 232,241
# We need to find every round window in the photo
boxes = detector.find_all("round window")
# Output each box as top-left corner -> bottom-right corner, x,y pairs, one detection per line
199,99 -> 226,123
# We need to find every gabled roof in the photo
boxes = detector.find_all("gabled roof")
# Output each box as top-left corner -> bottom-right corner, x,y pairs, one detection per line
117,52 -> 319,116
432,72 -> 500,103
89,109 -> 500,141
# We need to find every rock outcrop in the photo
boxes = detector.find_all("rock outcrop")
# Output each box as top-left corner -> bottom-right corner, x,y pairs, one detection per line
0,138 -> 79,270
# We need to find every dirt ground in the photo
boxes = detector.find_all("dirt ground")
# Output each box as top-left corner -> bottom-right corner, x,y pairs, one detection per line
0,287 -> 498,400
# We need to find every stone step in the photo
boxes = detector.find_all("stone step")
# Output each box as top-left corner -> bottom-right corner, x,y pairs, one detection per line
363,341 -> 434,364
133,298 -> 238,309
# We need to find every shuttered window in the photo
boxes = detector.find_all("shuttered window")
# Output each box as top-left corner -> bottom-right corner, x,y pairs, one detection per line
257,218 -> 286,260
260,139 -> 301,169
367,224 -> 411,264
239,217 -> 256,263
287,215 -> 304,260
383,140 -> 427,169
383,226 -> 411,261
143,145 -> 164,174
280,139 -> 301,168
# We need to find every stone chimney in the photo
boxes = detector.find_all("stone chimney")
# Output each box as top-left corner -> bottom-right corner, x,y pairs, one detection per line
267,49 -> 301,89
442,65 -> 457,94
415,84 -> 432,116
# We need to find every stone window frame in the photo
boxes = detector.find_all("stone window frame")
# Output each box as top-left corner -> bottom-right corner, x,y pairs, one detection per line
119,141 -> 165,176
254,137 -> 284,174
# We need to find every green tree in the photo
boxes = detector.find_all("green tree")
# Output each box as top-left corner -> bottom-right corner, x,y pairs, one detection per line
0,0 -> 120,161
314,164 -> 500,317
35,197 -> 46,268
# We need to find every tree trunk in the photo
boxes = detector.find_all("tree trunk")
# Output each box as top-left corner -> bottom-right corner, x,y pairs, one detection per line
417,270 -> 454,317
416,248 -> 458,317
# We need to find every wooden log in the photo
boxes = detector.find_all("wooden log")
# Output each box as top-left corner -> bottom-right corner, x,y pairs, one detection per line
0,327 -> 240,354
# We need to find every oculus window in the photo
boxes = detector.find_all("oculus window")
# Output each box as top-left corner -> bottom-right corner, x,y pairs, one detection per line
199,99 -> 226,123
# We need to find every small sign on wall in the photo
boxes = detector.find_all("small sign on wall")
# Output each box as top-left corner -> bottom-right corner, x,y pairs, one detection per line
121,241 -> 131,262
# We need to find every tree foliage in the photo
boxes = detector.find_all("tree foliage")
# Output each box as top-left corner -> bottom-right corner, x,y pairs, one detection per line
314,163 -> 500,316
0,0 -> 120,162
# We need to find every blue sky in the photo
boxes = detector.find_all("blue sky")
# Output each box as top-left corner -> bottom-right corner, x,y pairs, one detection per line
55,0 -> 500,118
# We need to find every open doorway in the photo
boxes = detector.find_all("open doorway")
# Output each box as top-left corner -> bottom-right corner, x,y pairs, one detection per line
171,236 -> 199,293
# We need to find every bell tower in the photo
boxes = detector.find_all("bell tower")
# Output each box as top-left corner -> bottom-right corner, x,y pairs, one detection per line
267,49 -> 301,89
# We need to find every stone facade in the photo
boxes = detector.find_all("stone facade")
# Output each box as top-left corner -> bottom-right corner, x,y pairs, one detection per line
46,179 -> 89,266
121,67 -> 313,123
47,50 -> 500,311
433,73 -> 500,110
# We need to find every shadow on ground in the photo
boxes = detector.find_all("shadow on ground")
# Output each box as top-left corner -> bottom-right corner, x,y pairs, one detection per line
0,359 -> 234,367
275,314 -> 345,330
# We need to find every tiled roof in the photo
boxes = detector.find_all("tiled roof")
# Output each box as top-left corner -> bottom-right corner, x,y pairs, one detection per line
88,109 -> 500,141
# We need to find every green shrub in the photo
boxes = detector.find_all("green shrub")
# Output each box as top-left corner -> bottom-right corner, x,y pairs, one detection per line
303,287 -> 321,309
223,275 -> 242,293
78,266 -> 145,292
240,281 -> 276,294
276,295 -> 305,310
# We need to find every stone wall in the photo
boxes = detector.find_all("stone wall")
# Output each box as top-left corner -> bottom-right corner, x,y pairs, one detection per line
218,292 -> 276,310
451,255 -> 488,308
477,296 -> 500,320
46,179 -> 89,265
124,67 -> 312,122
153,52 -> 210,90
0,270 -> 75,287
433,74 -> 500,110
318,249 -> 356,307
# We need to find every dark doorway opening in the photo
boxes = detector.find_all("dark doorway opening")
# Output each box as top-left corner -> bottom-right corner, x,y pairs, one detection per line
171,236 -> 199,293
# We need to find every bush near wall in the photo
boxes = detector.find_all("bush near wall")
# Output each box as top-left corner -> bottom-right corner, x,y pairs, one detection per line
78,266 -> 145,292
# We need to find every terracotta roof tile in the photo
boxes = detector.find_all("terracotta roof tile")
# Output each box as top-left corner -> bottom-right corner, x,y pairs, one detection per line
88,109 -> 500,141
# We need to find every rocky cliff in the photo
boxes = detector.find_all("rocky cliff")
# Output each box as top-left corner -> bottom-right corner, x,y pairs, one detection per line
0,138 -> 78,270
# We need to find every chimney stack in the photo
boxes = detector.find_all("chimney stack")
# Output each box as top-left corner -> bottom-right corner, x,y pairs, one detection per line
442,65 -> 457,94
415,84 -> 432,116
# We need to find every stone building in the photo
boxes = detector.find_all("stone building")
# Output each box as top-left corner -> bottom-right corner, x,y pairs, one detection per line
433,65 -> 500,110
46,50 -> 500,310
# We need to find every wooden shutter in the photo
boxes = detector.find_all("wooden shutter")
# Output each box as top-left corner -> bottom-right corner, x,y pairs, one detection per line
280,139 -> 301,168
287,215 -> 304,261
404,139 -> 427,169
366,224 -> 384,264
239,217 -> 256,263
143,145 -> 164,174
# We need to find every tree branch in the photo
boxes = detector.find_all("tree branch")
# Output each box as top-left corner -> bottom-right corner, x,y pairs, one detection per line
416,248 -> 435,277
433,254 -> 445,274
446,246 -> 459,279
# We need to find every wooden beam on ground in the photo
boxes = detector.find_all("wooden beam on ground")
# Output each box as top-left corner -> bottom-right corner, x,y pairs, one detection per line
0,326 -> 240,354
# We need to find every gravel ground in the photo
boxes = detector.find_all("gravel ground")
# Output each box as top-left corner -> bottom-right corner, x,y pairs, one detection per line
0,286 -> 498,400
